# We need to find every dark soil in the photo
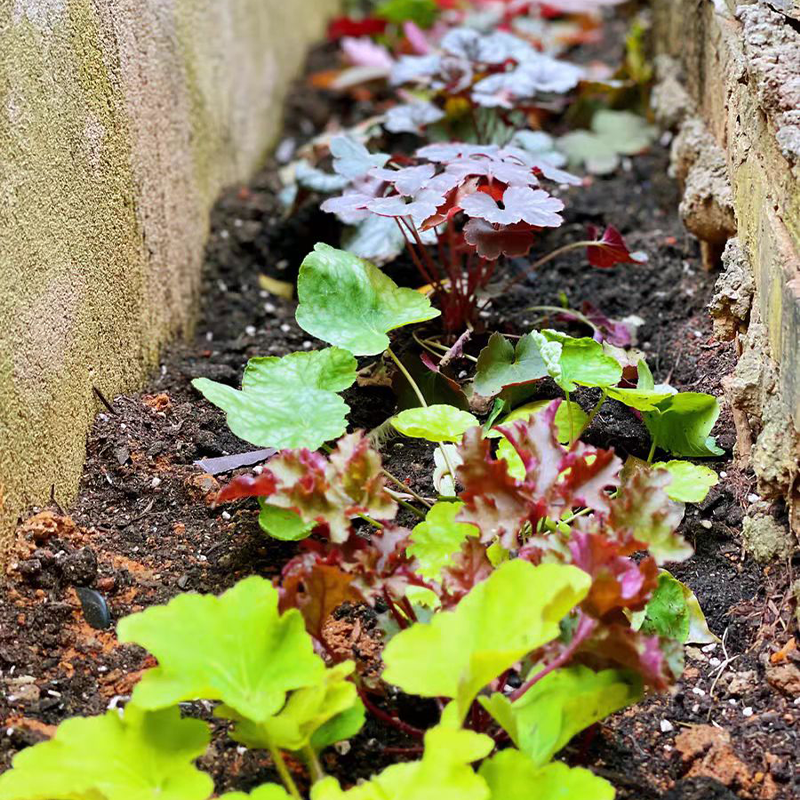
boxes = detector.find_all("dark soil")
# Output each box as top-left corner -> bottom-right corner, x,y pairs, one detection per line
1,24 -> 798,800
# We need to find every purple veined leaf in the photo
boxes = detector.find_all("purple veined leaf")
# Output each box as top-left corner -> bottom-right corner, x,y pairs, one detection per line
366,188 -> 446,226
463,218 -> 537,260
440,27 -> 536,65
321,191 -> 373,224
446,157 -> 539,187
580,302 -> 634,348
432,55 -> 474,94
194,449 -> 278,476
425,169 -> 470,196
384,101 -> 445,134
460,185 -> 565,227
390,54 -> 442,85
516,55 -> 584,93
340,36 -> 394,70
369,163 -> 437,196
330,135 -> 390,180
501,145 -> 582,186
472,55 -> 584,107
416,142 -> 501,162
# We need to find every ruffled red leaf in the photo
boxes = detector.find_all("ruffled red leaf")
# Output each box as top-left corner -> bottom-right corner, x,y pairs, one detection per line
586,225 -> 648,269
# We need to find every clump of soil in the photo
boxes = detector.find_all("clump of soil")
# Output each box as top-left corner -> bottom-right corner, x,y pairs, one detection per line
1,27 -> 798,800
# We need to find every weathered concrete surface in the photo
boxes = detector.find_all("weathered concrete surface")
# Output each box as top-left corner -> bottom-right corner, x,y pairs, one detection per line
652,0 -> 800,535
0,0 -> 336,554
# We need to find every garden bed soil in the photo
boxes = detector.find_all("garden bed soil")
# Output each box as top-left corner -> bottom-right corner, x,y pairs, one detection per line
1,33 -> 798,800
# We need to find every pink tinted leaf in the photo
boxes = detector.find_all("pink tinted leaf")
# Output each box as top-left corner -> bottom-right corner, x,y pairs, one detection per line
403,21 -> 431,54
586,225 -> 648,268
216,470 -> 278,503
340,36 -> 394,70
369,163 -> 436,195
581,301 -> 632,347
460,186 -> 564,227
463,219 -> 536,260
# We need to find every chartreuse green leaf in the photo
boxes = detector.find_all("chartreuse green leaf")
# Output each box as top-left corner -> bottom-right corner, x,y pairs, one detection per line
376,0 -> 439,27
490,400 -> 587,443
117,576 -> 325,724
296,243 -> 440,355
643,392 -> 725,457
479,749 -> 614,800
540,330 -> 622,393
473,333 -> 549,397
0,705 -> 212,800
192,348 -> 357,450
221,786 -> 292,800
310,726 -> 493,800
480,666 -> 642,767
392,405 -> 479,443
258,500 -> 316,541
382,560 -> 590,722
408,502 -> 480,581
220,661 -> 365,752
606,385 -> 676,411
632,571 -> 718,645
654,460 -> 719,503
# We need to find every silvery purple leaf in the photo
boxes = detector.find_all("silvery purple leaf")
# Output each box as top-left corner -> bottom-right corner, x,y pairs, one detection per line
390,54 -> 442,85
330,135 -> 390,180
460,186 -> 565,227
502,144 -> 581,186
445,157 -> 538,187
416,142 -> 501,162
294,161 -> 350,193
433,55 -> 474,94
384,101 -> 445,134
321,192 -> 372,224
516,56 -> 584,93
440,27 -> 535,65
366,188 -> 445,226
369,163 -> 436,196
472,55 -> 583,107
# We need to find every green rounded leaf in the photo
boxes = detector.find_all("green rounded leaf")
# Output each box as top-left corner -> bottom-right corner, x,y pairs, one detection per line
480,666 -> 642,767
258,500 -> 316,541
606,385 -> 676,411
654,460 -> 719,503
382,560 -> 590,722
541,330 -> 622,392
0,705 -> 213,800
408,501 -> 480,581
221,786 -> 293,800
220,661 -> 364,753
310,726 -> 493,800
117,576 -> 325,724
392,404 -> 479,443
473,333 -> 549,397
296,243 -> 440,355
643,392 -> 725,457
192,348 -> 357,450
489,400 -> 588,443
479,749 -> 614,800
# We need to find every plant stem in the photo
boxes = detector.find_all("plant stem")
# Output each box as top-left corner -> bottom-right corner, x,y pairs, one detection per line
357,687 -> 425,739
268,742 -> 302,800
579,390 -> 607,439
358,512 -> 383,529
382,468 -> 433,508
386,347 -> 427,408
501,241 -> 593,294
646,438 -> 657,464
396,497 -> 427,519
303,743 -> 325,784
509,615 -> 597,702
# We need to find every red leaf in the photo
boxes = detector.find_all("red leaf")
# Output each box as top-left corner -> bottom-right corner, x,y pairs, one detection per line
328,17 -> 387,40
463,219 -> 537,260
586,225 -> 648,269
216,470 -> 278,503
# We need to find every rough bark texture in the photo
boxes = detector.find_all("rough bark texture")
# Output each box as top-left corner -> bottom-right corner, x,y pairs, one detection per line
0,0 -> 337,554
652,0 -> 800,537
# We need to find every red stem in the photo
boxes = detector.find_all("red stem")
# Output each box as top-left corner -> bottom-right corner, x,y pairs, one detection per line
509,614 -> 597,702
357,687 -> 425,740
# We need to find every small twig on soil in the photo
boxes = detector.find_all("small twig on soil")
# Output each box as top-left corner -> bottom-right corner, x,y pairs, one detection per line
92,386 -> 117,415
708,627 -> 740,704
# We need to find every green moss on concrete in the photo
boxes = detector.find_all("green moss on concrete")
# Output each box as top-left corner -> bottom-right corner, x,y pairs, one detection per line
0,0 -> 337,556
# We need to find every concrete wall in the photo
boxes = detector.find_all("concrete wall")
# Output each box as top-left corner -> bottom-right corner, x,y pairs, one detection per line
651,0 -> 800,534
0,0 -> 337,553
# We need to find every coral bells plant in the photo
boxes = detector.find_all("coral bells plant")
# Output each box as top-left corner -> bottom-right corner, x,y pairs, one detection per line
321,136 -> 585,330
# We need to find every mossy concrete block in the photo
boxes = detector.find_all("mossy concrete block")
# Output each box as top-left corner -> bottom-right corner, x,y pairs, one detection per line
652,0 -> 800,533
741,513 -> 794,563
0,0 -> 337,556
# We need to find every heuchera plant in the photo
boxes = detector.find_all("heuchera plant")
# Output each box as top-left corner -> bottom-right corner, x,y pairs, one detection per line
316,135 -> 646,331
